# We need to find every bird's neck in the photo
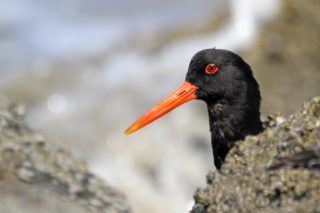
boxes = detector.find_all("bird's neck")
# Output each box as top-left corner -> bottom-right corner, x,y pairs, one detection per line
206,97 -> 262,169
207,96 -> 262,140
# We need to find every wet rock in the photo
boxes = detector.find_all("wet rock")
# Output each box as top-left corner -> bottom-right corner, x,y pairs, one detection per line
0,100 -> 131,213
268,145 -> 320,170
192,97 -> 320,213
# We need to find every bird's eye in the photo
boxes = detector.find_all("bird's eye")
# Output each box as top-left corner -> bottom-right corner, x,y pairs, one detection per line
205,64 -> 219,75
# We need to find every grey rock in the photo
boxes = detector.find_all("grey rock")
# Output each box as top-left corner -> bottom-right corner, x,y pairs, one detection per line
192,97 -> 320,213
0,101 -> 131,213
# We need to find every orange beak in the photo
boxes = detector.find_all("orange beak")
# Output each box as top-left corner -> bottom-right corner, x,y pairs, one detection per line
125,81 -> 198,135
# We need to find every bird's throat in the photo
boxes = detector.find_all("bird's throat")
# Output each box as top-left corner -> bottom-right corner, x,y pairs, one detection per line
206,99 -> 262,169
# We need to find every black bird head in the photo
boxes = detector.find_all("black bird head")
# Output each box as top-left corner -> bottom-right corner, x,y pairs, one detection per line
125,48 -> 263,169
186,49 -> 258,103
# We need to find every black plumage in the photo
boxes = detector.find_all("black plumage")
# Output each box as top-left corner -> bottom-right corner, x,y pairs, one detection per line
186,49 -> 263,169
126,48 -> 263,169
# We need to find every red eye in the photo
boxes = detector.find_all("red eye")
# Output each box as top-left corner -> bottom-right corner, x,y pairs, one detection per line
205,64 -> 219,74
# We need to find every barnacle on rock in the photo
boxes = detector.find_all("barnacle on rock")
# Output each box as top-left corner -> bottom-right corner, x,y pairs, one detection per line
192,97 -> 320,213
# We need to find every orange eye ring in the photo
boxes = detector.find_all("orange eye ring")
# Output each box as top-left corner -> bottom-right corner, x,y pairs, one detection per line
205,64 -> 219,74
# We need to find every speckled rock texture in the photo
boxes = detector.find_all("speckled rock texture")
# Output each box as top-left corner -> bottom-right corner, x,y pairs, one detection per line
192,96 -> 320,213
0,101 -> 131,213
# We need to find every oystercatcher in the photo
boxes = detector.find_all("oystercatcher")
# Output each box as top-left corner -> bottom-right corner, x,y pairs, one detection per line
125,48 -> 263,169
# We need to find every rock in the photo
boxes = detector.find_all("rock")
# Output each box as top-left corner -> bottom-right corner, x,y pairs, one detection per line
191,97 -> 320,213
245,0 -> 320,115
0,101 -> 131,213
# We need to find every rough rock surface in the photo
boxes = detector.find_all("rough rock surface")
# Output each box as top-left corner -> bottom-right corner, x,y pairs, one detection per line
192,97 -> 320,213
0,101 -> 131,213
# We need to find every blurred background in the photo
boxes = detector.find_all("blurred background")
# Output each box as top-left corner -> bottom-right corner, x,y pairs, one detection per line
0,0 -> 319,212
